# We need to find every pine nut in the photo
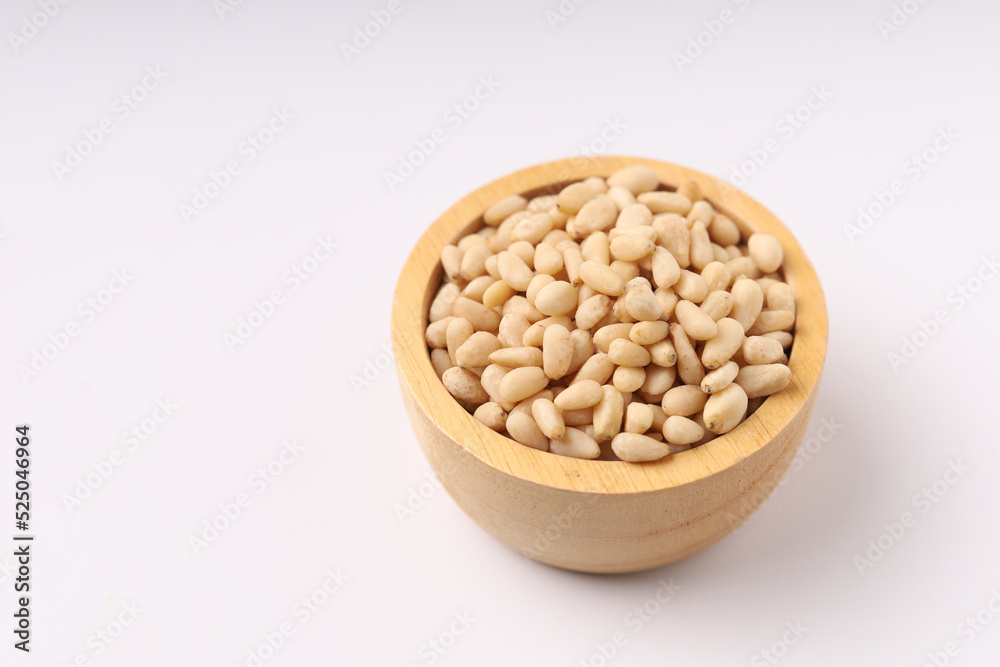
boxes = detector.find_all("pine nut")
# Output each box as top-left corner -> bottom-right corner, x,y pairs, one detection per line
703,383 -> 748,434
611,432 -> 671,462
425,317 -> 454,349
651,247 -> 681,289
648,339 -> 677,367
489,346 -> 543,368
496,250 -> 533,291
629,320 -> 669,345
610,260 -> 640,284
480,363 -> 508,400
654,288 -> 679,320
459,244 -> 492,281
763,331 -> 793,349
452,296 -> 501,332
506,411 -> 549,450
528,194 -> 557,212
573,352 -> 614,386
700,290 -> 734,321
641,364 -> 676,396
498,313 -> 530,348
746,309 -> 795,335
653,214 -> 690,268
711,243 -> 730,263
593,322 -> 634,352
610,234 -> 655,262
554,379 -> 604,410
430,282 -> 461,322
701,360 -> 739,394
550,427 -> 600,459
484,194 -> 527,226
688,199 -> 714,225
484,252 -> 501,278
542,324 -> 573,380
670,323 -> 704,385
482,279 -> 517,309
592,385 -> 624,440
729,278 -> 764,333
701,261 -> 731,293
677,180 -> 702,202
523,315 -> 573,347
709,214 -> 741,246
575,197 -> 618,235
725,256 -> 759,283
609,338 -> 652,367
747,232 -> 783,273
673,270 -> 709,303
446,317 -> 475,365
534,280 -> 578,316
616,203 -> 653,229
474,402 -> 507,431
557,181 -> 598,214
624,283 -> 663,321
442,367 -> 490,404
689,221 -> 713,270
701,318 -> 745,369
607,165 -> 659,195
531,398 -> 566,440
662,384 -> 708,417
561,406 -> 595,426
534,242 -> 564,275
580,260 -> 626,296
513,213 -> 554,245
581,231 -> 611,265
576,294 -> 612,330
503,295 -> 544,324
584,176 -> 608,194
735,363 -> 792,398
430,348 -> 453,379
498,366 -> 550,403
674,300 -> 718,341
441,245 -> 463,283
561,244 -> 584,286
743,336 -> 784,365
662,415 -> 704,445
625,403 -> 655,433
613,365 -> 646,393
638,191 -> 692,215
456,331 -> 500,368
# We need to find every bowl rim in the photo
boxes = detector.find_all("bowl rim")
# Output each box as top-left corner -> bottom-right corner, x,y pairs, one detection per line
391,155 -> 828,494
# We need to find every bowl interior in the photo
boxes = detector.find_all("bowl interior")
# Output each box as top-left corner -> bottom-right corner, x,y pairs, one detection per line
393,156 -> 827,494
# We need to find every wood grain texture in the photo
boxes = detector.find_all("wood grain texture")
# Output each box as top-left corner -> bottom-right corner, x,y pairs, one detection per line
391,156 -> 828,573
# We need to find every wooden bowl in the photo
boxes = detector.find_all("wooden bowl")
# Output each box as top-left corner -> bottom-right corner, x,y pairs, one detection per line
391,156 -> 827,574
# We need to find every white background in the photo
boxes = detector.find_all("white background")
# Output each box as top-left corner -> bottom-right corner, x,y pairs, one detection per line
2,1 -> 999,665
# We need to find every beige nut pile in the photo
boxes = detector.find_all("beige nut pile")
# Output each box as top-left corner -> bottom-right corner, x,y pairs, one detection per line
425,165 -> 796,463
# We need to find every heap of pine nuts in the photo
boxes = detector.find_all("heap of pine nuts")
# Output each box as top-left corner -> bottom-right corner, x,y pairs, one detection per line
425,165 -> 796,462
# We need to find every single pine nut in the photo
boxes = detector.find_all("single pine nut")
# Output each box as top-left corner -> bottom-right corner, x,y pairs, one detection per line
573,352 -> 614,386
662,385 -> 708,417
554,379 -> 603,410
581,231 -> 611,264
442,367 -> 490,404
557,181 -> 598,214
641,364 -> 675,395
711,243 -> 729,263
542,324 -> 573,380
430,348 -> 452,379
528,194 -> 557,212
725,256 -> 759,283
484,252 -> 501,278
482,279 -> 517,309
662,416 -> 704,445
674,300 -> 719,341
489,346 -> 543,368
735,363 -> 792,398
703,383 -> 748,434
746,309 -> 795,335
531,398 -> 566,440
648,339 -> 677,367
610,260 -> 640,284
700,290 -> 734,321
673,270 -> 709,303
651,247 -> 680,289
534,280 -> 578,316
616,203 -> 653,229
638,191 -> 692,215
462,275 -> 496,302
593,322 -> 634,352
580,260 -> 626,296
629,320 -> 669,345
474,402 -> 507,431
653,214 -> 690,268
452,296 -> 501,332
523,315 -> 573,347
561,406 -> 595,426
743,336 -> 784,365
610,234 -> 656,262
701,262 -> 731,293
561,244 -> 584,286
533,242 -> 564,275
701,360 -> 739,393
513,213 -> 554,245
441,245 -> 463,283
607,165 -> 659,195
484,194 -> 527,226
609,225 -> 657,243
688,199 -> 714,224
456,331 -> 500,368
509,388 -> 555,417
497,250 -> 533,291
498,313 -> 531,348
689,221 -> 713,270
430,282 -> 461,322
654,287 -> 679,320
576,294 -> 612,329
729,278 -> 764,333
747,233 -> 783,273
609,338 -> 652,367
763,331 -> 793,349
611,432 -> 671,462
550,427 -> 600,459
446,317 -> 475,365
506,411 -> 549,450
625,403 -> 655,433
709,214 -> 741,246
670,323 -> 704,385
677,180 -> 702,202
592,385 -> 624,440
701,318 -> 745,369
575,197 -> 617,236
648,405 -> 668,432
425,316 -> 454,349
479,363 -> 508,400
613,365 -> 646,392
568,328 -> 595,374
584,176 -> 608,194
459,244 -> 492,281
624,283 -> 663,321
606,185 -> 637,210
497,366 -> 550,403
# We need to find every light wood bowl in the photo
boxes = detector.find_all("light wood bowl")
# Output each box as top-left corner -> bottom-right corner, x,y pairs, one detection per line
391,156 -> 827,574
